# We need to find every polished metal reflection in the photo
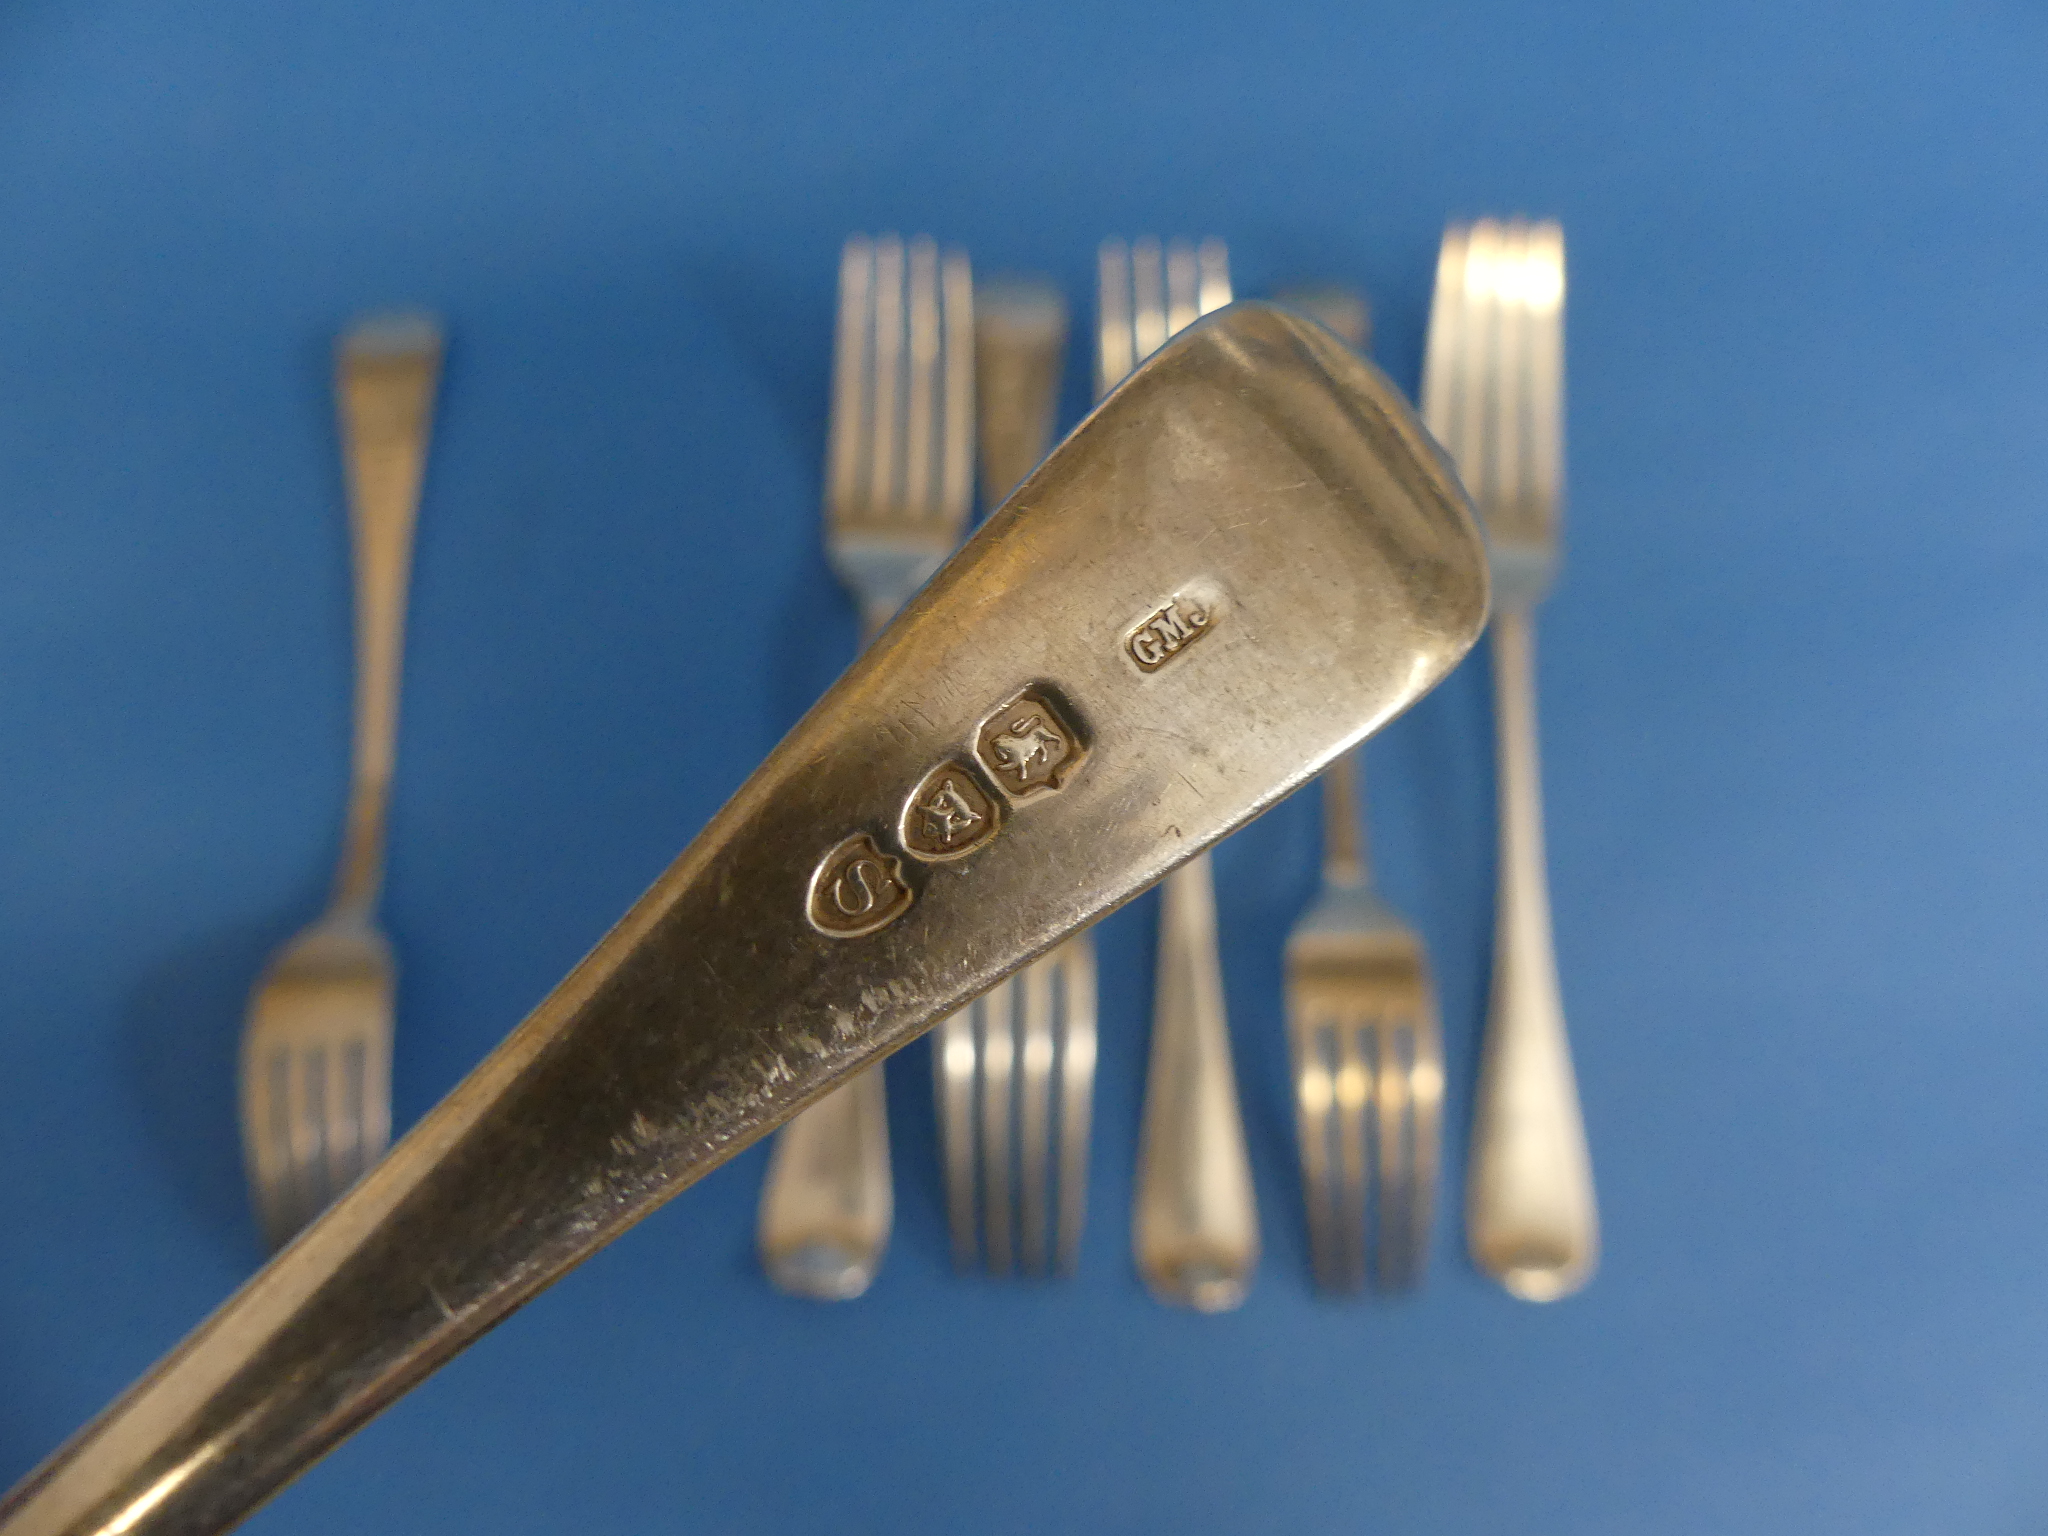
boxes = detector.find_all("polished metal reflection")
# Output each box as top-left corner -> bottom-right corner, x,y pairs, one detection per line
934,273 -> 1096,1277
1423,218 -> 1598,1301
757,234 -> 975,1300
1101,236 -> 1258,1312
238,314 -> 441,1250
0,301 -> 1488,1536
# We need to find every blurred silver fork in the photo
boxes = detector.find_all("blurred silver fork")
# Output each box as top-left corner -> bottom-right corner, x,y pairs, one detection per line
1102,237 -> 1258,1312
239,313 -> 442,1250
1422,218 -> 1598,1301
757,233 -> 974,1299
933,276 -> 1097,1277
1277,288 -> 1445,1295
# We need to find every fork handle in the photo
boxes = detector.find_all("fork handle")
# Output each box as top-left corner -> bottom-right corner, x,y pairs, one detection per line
754,604 -> 900,1296
333,332 -> 439,914
1319,746 -> 1368,886
1467,608 -> 1598,1300
1134,853 -> 1258,1310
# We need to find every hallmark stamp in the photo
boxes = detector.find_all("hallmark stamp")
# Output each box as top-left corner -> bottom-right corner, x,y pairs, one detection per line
806,833 -> 914,938
900,761 -> 1000,861
976,687 -> 1085,799
1126,592 -> 1215,671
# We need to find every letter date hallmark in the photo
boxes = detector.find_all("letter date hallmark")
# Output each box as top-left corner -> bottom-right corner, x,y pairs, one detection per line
806,833 -> 914,938
976,688 -> 1086,799
900,761 -> 1000,861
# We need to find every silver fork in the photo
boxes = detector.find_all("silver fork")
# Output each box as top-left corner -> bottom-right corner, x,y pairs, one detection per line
239,313 -> 442,1250
1277,288 -> 1445,1295
1102,237 -> 1259,1313
756,233 -> 974,1299
1286,738 -> 1444,1294
933,276 -> 1098,1277
1422,218 -> 1598,1301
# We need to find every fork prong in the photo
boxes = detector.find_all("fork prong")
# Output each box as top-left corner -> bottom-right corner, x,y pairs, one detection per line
1524,222 -> 1566,534
1096,239 -> 1133,399
826,237 -> 875,520
979,976 -> 1016,1274
1294,1020 -> 1339,1289
1164,238 -> 1199,336
867,234 -> 906,515
1371,1019 -> 1412,1289
1422,223 -> 1469,483
903,235 -> 940,518
1333,1020 -> 1371,1291
1407,1017 -> 1445,1283
938,248 -> 975,526
1017,961 -> 1055,1273
1131,237 -> 1167,360
1196,238 -> 1231,314
936,1008 -> 979,1269
1052,937 -> 1096,1276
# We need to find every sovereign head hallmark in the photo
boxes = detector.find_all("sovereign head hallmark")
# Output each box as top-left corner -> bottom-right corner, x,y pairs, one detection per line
975,687 -> 1086,800
899,761 -> 1001,861
806,834 -> 914,938
1126,591 -> 1215,672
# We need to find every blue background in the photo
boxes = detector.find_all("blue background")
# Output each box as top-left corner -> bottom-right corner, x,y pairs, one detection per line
4,1 -> 2046,1531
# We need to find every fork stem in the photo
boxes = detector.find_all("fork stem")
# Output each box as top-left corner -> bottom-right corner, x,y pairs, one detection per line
1318,748 -> 1369,888
1467,608 -> 1598,1300
755,601 -> 900,1298
331,335 -> 438,915
1134,853 -> 1259,1311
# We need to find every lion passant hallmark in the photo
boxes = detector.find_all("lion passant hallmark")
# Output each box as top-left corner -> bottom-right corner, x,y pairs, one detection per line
975,687 -> 1086,799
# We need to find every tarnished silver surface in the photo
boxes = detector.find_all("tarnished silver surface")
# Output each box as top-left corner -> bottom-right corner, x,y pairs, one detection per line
1423,218 -> 1598,1302
1278,285 -> 1445,1295
0,301 -> 1488,1536
1103,236 -> 1259,1312
936,272 -> 1095,1277
757,233 -> 974,1300
239,315 -> 441,1249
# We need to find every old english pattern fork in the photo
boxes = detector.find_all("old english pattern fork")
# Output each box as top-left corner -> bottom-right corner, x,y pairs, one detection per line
1102,237 -> 1259,1312
239,315 -> 441,1250
1278,287 -> 1445,1294
757,234 -> 974,1299
934,277 -> 1098,1276
1423,219 -> 1598,1301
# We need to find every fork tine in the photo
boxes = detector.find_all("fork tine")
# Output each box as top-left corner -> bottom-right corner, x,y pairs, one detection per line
938,248 -> 975,524
867,234 -> 905,514
1407,1020 -> 1445,1283
334,1036 -> 368,1197
1096,239 -> 1132,398
1017,961 -> 1055,1273
826,237 -> 875,520
1525,222 -> 1566,531
936,1008 -> 978,1269
903,236 -> 940,518
1131,236 -> 1167,360
978,976 -> 1016,1274
260,1043 -> 294,1241
1294,1021 -> 1339,1288
1052,939 -> 1096,1276
1196,238 -> 1231,314
1371,1020 -> 1412,1289
1333,1020 -> 1370,1291
1422,223 -> 1469,483
1164,238 -> 1198,336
